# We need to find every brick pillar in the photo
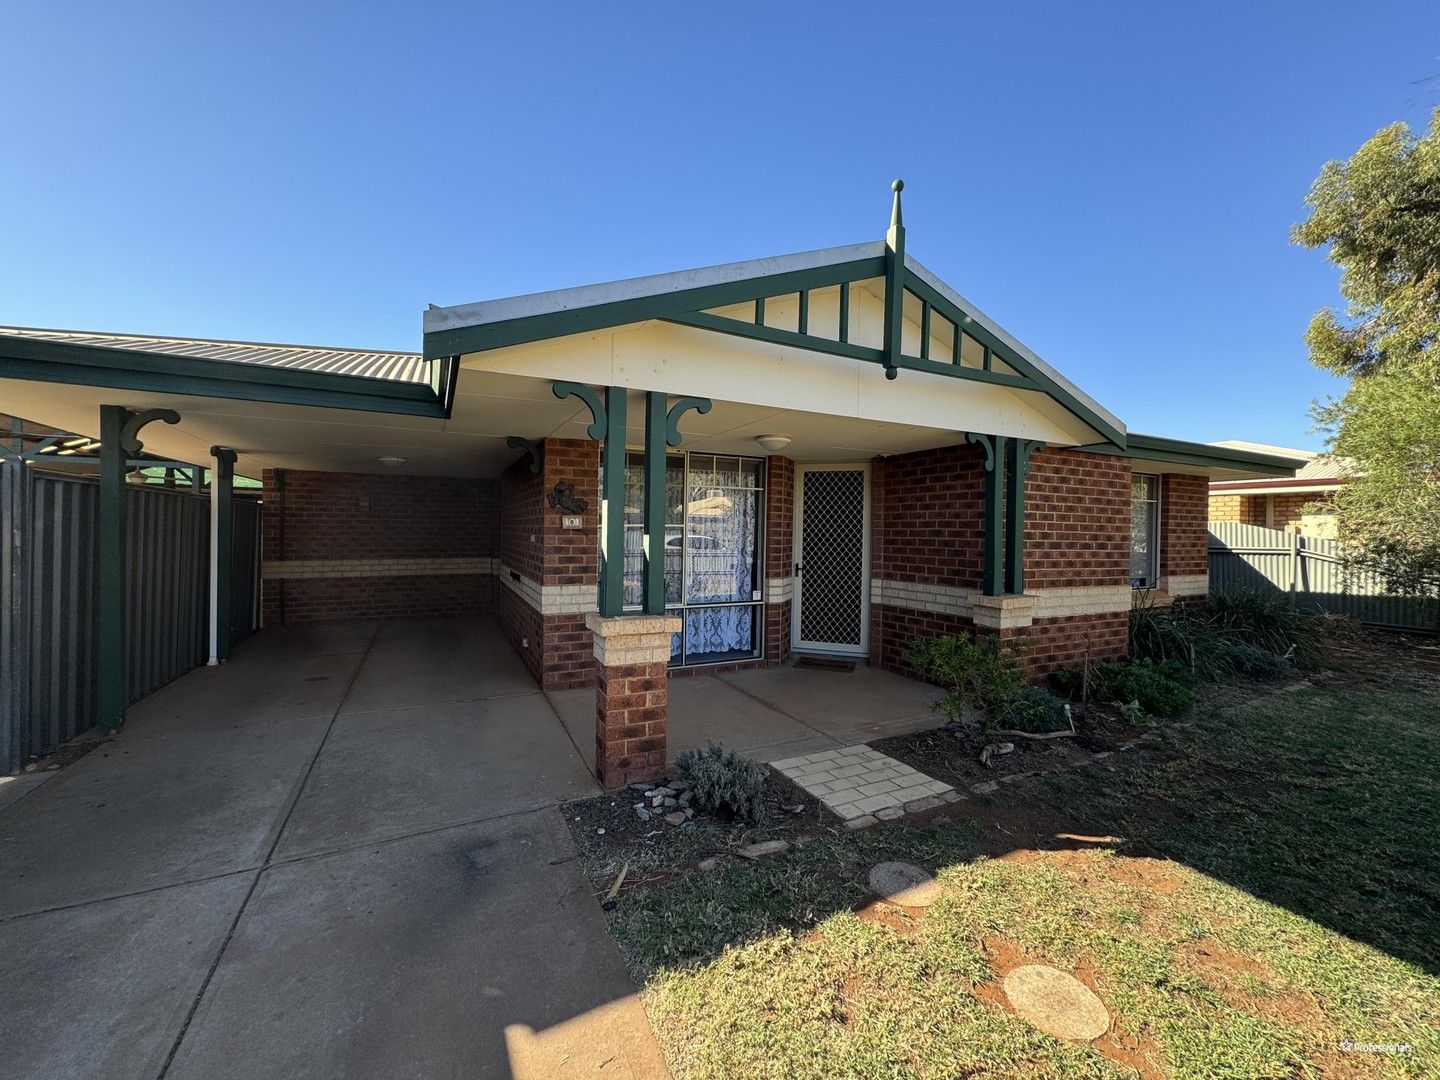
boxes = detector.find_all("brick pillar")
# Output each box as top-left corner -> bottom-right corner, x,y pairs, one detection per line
588,613 -> 681,790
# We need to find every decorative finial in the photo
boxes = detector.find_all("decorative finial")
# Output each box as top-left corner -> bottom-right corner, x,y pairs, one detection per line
890,178 -> 905,232
892,178 -> 904,192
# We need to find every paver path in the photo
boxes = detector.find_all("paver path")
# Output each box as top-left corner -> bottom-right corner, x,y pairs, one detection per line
771,744 -> 960,827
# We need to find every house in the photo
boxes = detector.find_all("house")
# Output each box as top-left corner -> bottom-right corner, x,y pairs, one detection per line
1208,441 -> 1347,537
0,184 -> 1303,787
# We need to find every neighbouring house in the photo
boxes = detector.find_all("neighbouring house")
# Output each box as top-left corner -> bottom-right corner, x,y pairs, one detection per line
1208,441 -> 1348,538
0,186 -> 1303,786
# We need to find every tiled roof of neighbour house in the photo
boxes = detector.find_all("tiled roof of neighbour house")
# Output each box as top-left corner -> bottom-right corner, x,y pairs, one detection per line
1209,441 -> 1352,488
0,326 -> 429,384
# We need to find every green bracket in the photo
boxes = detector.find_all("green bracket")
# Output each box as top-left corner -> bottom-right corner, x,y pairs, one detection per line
505,436 -> 542,474
211,447 -> 237,662
119,408 -> 179,454
664,397 -> 711,446
967,433 -> 1006,597
553,381 -> 607,439
1005,439 -> 1045,596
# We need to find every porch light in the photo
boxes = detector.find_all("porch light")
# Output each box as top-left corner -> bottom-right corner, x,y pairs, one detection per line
754,433 -> 792,453
376,455 -> 407,467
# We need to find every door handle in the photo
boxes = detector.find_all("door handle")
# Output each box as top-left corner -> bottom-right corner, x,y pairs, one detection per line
794,563 -> 803,576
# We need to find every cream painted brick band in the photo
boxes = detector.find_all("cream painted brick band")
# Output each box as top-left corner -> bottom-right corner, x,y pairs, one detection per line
871,579 -> 1133,627
764,577 -> 793,604
1159,574 -> 1209,597
262,557 -> 497,580
588,613 -> 681,666
497,563 -> 599,616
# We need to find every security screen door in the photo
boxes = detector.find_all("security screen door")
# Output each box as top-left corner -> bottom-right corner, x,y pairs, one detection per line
793,464 -> 870,655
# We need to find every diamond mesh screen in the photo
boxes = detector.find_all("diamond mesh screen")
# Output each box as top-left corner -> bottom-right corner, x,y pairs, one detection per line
799,469 -> 866,647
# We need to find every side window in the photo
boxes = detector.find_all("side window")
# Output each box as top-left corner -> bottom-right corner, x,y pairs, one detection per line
1130,474 -> 1159,588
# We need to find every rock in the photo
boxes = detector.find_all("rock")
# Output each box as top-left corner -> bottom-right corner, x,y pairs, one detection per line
596,828 -> 606,835
651,786 -> 676,798
683,807 -> 695,819
661,797 -> 678,808
868,861 -> 942,907
1002,965 -> 1110,1041
979,741 -> 1015,768
678,791 -> 693,806
668,779 -> 691,792
698,856 -> 720,871
664,811 -> 687,826
738,839 -> 788,859
629,782 -> 653,793
971,780 -> 1000,794
874,806 -> 905,821
785,804 -> 806,814
843,814 -> 879,830
634,805 -> 651,821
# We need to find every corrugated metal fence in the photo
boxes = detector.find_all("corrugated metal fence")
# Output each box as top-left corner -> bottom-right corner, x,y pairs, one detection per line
1208,521 -> 1438,632
2,461 -> 261,772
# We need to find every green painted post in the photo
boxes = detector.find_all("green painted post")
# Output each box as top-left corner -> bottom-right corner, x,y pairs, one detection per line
882,179 -> 906,381
212,447 -> 237,661
967,433 -> 1004,597
97,405 -> 129,730
1005,440 -> 1044,595
642,392 -> 668,615
599,386 -> 628,617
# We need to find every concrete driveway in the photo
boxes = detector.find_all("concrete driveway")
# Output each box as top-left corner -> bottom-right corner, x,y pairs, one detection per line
0,617 -> 667,1080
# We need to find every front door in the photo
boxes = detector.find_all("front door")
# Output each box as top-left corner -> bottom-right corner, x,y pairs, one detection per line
793,464 -> 870,656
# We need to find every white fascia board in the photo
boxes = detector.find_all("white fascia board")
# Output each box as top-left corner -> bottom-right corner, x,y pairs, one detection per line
423,242 -> 886,334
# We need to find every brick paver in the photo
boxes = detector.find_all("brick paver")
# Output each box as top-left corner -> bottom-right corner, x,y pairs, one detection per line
770,745 -> 959,828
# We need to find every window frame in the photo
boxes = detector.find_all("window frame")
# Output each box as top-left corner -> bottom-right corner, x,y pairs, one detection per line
618,449 -> 767,668
1130,472 -> 1162,589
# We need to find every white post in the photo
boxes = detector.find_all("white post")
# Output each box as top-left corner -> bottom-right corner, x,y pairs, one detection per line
208,467 -> 220,665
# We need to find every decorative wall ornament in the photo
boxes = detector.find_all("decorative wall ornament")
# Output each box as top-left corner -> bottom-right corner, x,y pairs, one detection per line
547,480 -> 588,514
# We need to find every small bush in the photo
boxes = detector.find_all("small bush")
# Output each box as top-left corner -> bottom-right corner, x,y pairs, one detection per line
1204,588 -> 1323,666
994,686 -> 1072,734
904,634 -> 1026,723
1129,599 -> 1235,679
1088,658 -> 1194,719
675,740 -> 765,823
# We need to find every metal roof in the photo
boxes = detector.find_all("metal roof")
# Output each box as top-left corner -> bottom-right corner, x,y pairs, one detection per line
0,326 -> 428,384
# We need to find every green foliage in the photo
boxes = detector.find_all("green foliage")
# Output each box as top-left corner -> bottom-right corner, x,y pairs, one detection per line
1295,109 -> 1440,607
1129,599 -> 1235,680
1226,643 -> 1295,680
1205,588 -> 1322,665
993,686 -> 1071,734
904,634 -> 1026,723
675,740 -> 765,824
1071,658 -> 1194,719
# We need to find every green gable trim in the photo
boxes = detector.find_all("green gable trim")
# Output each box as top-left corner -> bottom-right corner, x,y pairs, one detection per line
0,336 -> 452,418
1080,434 -> 1304,477
422,255 -> 888,361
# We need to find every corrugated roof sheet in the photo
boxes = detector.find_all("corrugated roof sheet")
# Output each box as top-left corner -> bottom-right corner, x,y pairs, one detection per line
0,326 -> 429,384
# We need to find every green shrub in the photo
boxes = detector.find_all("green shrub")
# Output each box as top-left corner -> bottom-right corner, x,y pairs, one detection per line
904,634 -> 1026,723
1129,600 -> 1236,679
675,741 -> 765,823
1204,587 -> 1322,665
1087,658 -> 1194,719
994,686 -> 1072,734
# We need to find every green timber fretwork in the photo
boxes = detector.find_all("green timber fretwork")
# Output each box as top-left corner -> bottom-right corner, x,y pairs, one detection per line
553,383 -> 712,617
424,182 -> 1125,450
965,432 -> 1046,597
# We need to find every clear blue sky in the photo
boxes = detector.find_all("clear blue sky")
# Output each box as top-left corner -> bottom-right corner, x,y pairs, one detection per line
3,2 -> 1436,450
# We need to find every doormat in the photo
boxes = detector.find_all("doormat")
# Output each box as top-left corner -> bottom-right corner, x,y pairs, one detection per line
794,656 -> 857,672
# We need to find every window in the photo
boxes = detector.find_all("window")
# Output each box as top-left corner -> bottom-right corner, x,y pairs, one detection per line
1130,474 -> 1160,588
620,451 -> 765,666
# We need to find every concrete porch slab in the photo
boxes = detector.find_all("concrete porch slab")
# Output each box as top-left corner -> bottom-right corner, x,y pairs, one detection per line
367,615 -> 510,654
0,718 -> 327,918
275,694 -> 598,860
123,650 -> 367,737
340,637 -> 538,713
0,872 -> 255,1080
166,810 -> 666,1080
229,618 -> 380,661
0,772 -> 53,814
717,664 -> 943,742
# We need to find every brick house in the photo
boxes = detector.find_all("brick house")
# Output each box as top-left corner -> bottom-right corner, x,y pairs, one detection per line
1208,441 -> 1346,536
0,187 -> 1302,787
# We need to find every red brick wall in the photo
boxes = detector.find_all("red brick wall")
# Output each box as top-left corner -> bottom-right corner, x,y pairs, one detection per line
595,661 -> 668,788
1023,449 -> 1131,589
261,469 -> 498,625
764,456 -> 795,665
1159,473 -> 1209,579
997,613 -> 1129,678
495,438 -> 601,690
871,443 -> 987,589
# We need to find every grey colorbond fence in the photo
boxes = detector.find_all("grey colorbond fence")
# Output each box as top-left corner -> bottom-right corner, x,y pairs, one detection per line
1208,521 -> 1438,632
1,460 -> 260,772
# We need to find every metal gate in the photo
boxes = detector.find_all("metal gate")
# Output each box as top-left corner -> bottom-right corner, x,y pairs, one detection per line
1,460 -> 260,772
793,464 -> 870,655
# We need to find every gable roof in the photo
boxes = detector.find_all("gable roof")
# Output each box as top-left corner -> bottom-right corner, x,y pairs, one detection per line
423,240 -> 1127,448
